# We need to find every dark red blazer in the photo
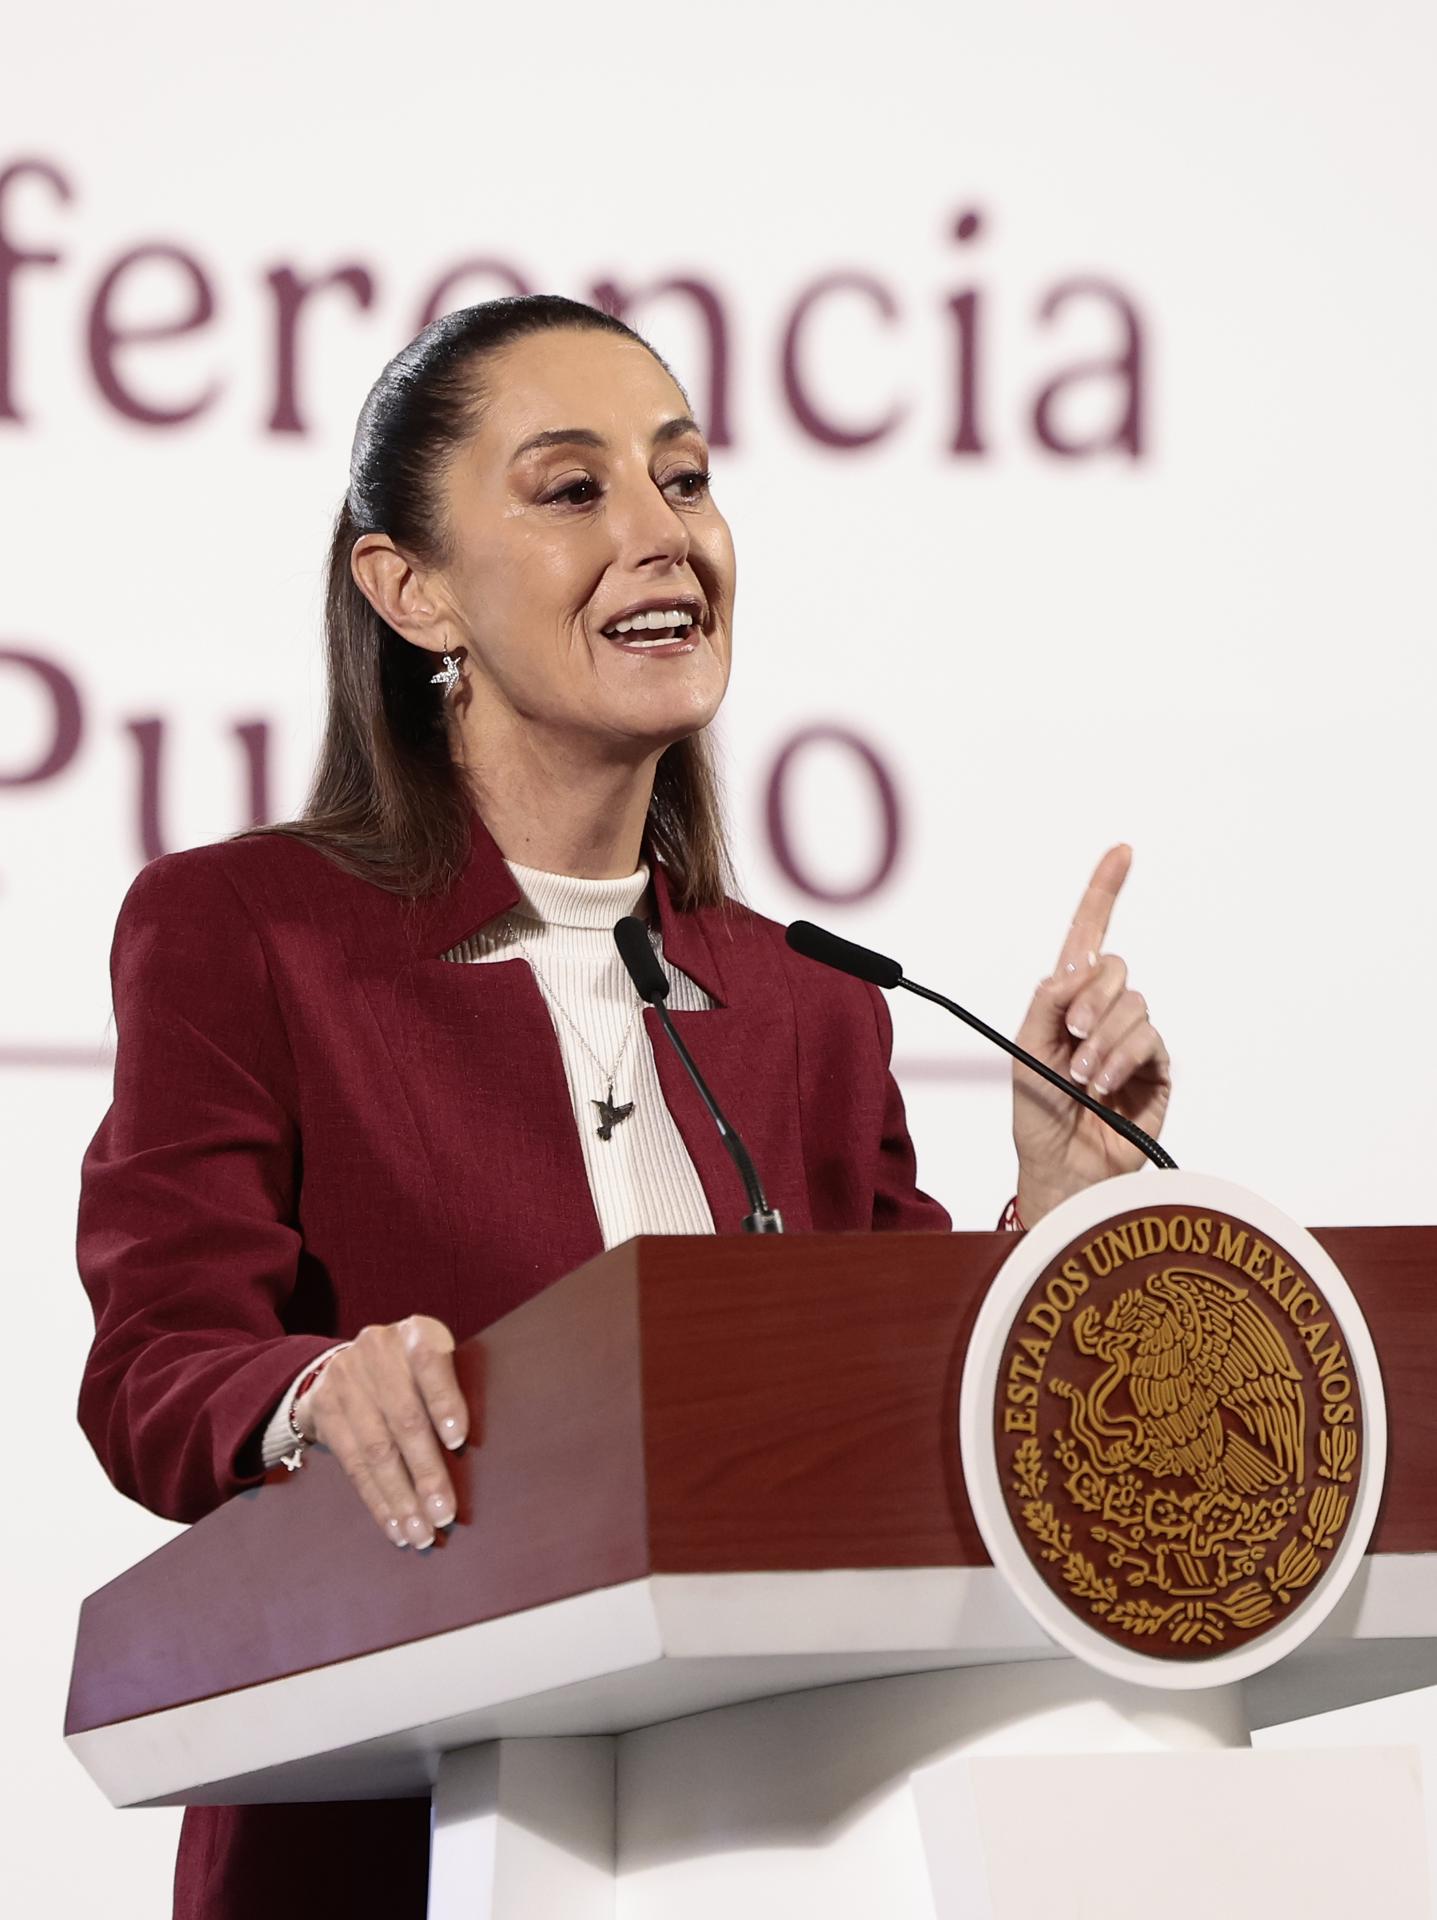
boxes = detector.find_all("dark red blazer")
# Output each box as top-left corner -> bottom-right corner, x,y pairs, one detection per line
75,810 -> 951,1918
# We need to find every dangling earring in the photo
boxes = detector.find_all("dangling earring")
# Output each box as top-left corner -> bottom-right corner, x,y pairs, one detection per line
429,652 -> 462,693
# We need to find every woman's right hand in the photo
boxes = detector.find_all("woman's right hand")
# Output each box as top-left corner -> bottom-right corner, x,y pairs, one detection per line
295,1314 -> 468,1550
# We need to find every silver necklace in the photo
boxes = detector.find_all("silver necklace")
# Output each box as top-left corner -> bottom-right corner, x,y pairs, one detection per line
506,916 -> 650,1141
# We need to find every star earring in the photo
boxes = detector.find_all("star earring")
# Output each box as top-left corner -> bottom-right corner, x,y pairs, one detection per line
429,653 -> 462,693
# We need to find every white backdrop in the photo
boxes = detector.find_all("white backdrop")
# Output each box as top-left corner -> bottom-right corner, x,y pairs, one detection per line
2,2 -> 1434,1910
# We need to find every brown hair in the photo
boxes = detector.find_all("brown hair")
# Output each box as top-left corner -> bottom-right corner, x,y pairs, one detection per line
248,295 -> 733,908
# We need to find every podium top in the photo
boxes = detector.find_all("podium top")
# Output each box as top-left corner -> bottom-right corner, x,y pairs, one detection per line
67,1226 -> 1437,1745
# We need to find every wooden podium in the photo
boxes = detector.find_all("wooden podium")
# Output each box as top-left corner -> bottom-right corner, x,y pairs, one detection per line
66,1230 -> 1437,1917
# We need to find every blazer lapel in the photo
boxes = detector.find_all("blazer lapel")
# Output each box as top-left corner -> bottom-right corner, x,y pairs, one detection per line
349,813 -> 606,1325
379,953 -> 607,1285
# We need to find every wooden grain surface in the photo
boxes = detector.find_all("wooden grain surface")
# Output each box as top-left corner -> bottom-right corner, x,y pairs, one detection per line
1318,1226 -> 1437,1553
637,1232 -> 1005,1570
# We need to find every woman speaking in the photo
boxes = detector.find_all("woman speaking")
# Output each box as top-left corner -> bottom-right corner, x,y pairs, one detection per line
75,294 -> 1171,1917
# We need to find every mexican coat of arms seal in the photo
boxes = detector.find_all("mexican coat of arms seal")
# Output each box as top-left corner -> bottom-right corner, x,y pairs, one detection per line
961,1173 -> 1385,1685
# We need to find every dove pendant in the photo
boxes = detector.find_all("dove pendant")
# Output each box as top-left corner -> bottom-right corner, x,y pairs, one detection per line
594,1085 -> 635,1142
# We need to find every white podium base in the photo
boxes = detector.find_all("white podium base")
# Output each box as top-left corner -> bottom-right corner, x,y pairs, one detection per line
429,1738 -> 614,1920
424,1660 -> 1431,1920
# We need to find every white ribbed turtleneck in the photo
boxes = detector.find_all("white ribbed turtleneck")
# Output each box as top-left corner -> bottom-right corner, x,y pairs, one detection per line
443,860 -> 717,1247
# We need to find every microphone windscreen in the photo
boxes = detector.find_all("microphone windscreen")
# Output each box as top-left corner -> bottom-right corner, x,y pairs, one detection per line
613,915 -> 671,1003
785,920 -> 903,991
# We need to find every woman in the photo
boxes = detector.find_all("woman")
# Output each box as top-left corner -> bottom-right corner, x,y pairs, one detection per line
76,294 -> 1170,1917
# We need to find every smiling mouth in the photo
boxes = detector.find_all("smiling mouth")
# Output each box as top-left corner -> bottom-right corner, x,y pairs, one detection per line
600,609 -> 701,655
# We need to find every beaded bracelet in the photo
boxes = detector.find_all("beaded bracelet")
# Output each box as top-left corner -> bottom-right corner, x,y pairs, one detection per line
280,1344 -> 350,1472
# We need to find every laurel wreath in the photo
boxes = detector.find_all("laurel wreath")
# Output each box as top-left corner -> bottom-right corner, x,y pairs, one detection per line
1008,1420 -> 1355,1646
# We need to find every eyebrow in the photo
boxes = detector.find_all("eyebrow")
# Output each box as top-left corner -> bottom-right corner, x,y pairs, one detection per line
510,416 -> 704,462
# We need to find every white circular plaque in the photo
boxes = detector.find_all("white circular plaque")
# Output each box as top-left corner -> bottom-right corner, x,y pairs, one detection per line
959,1170 -> 1386,1688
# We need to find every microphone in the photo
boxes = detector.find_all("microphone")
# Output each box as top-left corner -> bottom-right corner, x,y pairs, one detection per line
785,919 -> 1177,1174
613,916 -> 784,1234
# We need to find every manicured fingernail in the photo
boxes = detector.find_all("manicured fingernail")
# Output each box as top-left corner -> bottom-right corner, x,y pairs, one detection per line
440,1415 -> 465,1450
1072,1053 -> 1091,1084
427,1494 -> 455,1528
1066,1013 -> 1090,1039
385,1518 -> 408,1548
1095,1069 -> 1113,1093
404,1513 -> 433,1548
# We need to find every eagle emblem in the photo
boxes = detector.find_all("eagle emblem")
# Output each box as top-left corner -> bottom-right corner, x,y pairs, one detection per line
1053,1268 -> 1306,1499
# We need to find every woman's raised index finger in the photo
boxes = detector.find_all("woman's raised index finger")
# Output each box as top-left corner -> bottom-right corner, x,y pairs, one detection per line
1057,843 -> 1133,971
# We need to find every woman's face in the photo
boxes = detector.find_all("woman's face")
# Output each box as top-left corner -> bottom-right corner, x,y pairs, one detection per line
431,327 -> 735,762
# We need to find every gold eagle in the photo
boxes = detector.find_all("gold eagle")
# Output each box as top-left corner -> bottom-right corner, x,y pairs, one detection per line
1057,1267 -> 1306,1495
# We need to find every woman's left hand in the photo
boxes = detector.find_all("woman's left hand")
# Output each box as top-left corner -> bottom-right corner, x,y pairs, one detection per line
1010,844 -> 1171,1227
